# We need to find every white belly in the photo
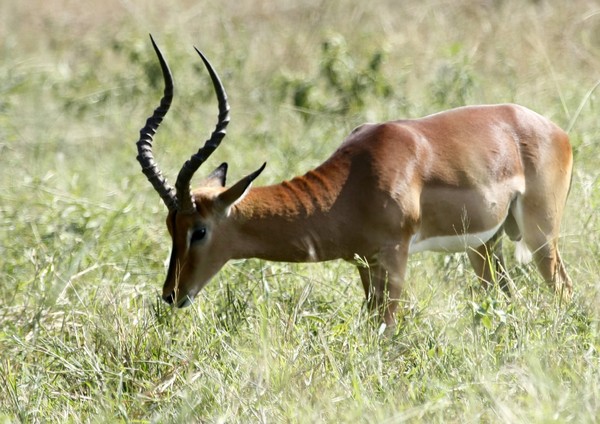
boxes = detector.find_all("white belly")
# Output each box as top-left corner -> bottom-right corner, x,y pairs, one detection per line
408,219 -> 504,254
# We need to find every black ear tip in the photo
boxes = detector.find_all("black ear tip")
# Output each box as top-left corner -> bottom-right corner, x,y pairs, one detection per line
255,162 -> 267,177
243,162 -> 266,184
217,162 -> 228,185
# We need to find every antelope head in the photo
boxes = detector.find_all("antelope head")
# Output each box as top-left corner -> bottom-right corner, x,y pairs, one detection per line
136,35 -> 265,307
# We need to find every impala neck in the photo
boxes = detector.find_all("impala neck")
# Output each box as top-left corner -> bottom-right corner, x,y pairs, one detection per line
228,161 -> 351,263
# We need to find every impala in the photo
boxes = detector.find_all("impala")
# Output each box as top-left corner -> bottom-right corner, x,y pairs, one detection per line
136,36 -> 573,326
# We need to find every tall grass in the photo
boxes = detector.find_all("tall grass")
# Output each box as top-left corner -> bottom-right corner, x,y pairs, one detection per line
1,0 -> 599,422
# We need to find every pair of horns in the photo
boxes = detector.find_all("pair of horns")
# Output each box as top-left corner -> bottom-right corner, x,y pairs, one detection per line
136,34 -> 230,213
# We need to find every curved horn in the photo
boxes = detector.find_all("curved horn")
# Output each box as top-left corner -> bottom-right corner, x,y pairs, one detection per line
136,34 -> 178,212
175,48 -> 231,213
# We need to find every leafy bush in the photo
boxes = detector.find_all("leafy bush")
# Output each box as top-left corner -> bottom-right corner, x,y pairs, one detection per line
279,33 -> 394,118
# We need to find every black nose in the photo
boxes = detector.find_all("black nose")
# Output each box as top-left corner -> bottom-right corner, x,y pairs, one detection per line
163,291 -> 175,304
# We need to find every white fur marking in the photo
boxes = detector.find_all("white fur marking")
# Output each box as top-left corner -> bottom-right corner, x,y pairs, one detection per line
164,246 -> 172,270
512,196 -> 525,230
514,239 -> 533,264
510,195 -> 532,263
409,220 -> 504,254
301,235 -> 319,262
307,244 -> 317,262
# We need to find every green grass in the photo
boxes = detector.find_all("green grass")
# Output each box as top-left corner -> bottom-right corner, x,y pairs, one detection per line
1,0 -> 600,422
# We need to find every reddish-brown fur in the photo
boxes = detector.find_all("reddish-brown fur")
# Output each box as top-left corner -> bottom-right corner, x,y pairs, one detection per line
163,103 -> 573,326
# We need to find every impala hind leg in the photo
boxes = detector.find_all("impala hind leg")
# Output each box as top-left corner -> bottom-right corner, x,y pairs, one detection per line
523,229 -> 572,300
517,197 -> 572,300
467,230 -> 512,296
357,244 -> 409,327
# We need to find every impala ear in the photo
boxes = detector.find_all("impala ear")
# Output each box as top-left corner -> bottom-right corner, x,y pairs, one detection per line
216,162 -> 266,216
202,162 -> 228,188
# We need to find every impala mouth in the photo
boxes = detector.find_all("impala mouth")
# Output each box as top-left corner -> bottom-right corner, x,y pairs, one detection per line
177,296 -> 193,308
162,291 -> 194,308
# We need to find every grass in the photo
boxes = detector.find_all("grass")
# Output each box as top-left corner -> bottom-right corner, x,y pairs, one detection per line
1,0 -> 600,422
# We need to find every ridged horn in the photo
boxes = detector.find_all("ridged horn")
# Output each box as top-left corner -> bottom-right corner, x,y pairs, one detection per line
175,48 -> 231,213
136,34 -> 178,211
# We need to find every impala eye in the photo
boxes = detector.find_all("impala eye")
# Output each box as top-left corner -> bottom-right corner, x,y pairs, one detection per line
190,227 -> 207,244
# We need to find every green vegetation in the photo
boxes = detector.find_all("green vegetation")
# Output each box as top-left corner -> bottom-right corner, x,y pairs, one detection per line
1,0 -> 599,422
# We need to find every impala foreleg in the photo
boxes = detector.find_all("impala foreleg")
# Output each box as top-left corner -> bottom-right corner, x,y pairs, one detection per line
357,262 -> 388,319
357,243 -> 409,327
